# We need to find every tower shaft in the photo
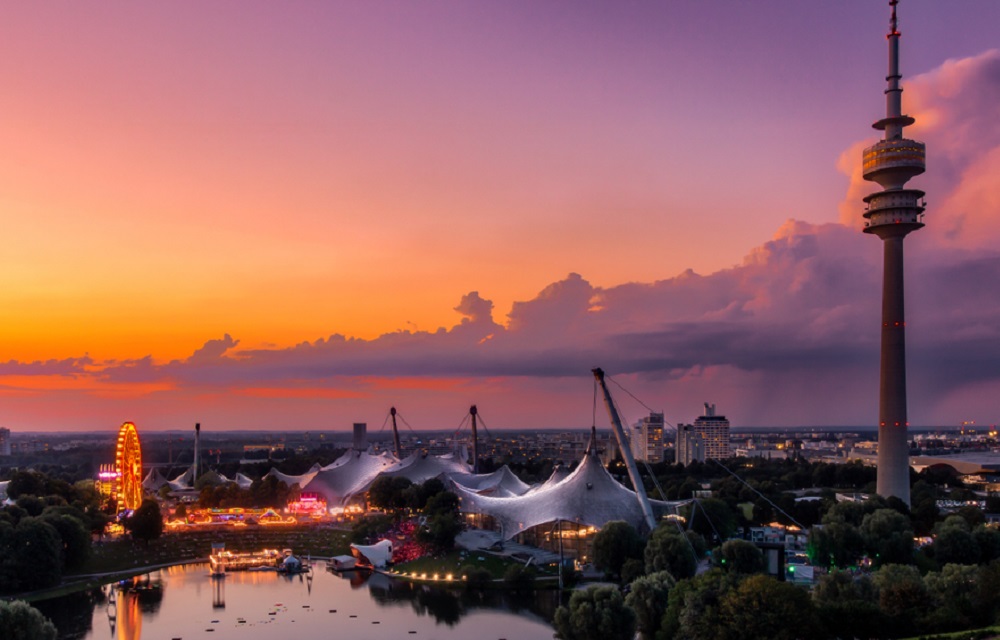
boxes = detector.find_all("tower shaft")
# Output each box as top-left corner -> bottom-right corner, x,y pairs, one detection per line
875,236 -> 910,503
863,0 -> 924,507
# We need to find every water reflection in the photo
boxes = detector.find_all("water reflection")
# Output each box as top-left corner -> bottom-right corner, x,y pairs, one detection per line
36,564 -> 559,640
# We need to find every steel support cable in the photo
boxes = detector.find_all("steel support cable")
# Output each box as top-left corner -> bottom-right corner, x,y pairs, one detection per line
606,373 -> 679,430
395,410 -> 419,434
451,413 -> 470,439
475,412 -> 494,441
377,411 -> 391,433
690,498 -> 723,542
711,458 -> 805,529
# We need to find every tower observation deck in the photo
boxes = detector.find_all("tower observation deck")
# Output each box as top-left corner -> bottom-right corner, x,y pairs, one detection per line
864,0 -> 924,506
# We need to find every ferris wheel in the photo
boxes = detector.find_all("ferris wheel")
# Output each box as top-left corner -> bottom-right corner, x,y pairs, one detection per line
115,422 -> 144,511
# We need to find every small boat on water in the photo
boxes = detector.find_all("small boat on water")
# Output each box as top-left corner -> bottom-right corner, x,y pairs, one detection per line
276,549 -> 311,574
209,547 -> 283,573
327,555 -> 357,572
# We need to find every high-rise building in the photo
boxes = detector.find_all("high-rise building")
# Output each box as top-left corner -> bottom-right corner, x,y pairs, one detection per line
0,427 -> 10,456
631,412 -> 666,462
676,403 -> 730,465
676,424 -> 705,466
863,0 -> 925,507
353,422 -> 368,451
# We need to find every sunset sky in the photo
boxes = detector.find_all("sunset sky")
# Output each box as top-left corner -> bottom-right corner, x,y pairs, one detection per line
2,1 -> 999,432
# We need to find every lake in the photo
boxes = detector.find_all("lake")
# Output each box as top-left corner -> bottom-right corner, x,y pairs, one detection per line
34,563 -> 561,640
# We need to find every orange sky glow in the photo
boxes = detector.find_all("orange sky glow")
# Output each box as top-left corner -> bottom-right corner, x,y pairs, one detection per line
2,1 -> 1000,431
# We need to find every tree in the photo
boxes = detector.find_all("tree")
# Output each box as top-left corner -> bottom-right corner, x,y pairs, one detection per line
417,511 -> 461,553
873,564 -> 929,637
592,521 -> 644,579
716,539 -> 764,574
822,499 -> 872,527
644,525 -> 698,579
923,563 -> 991,633
7,518 -> 63,592
660,569 -> 738,640
552,585 -> 635,640
932,518 -> 981,566
813,570 -> 884,640
621,558 -> 645,584
687,498 -> 738,542
5,471 -> 46,500
367,476 -> 413,513
808,521 -> 864,568
125,499 -> 163,545
973,524 -> 1000,563
350,513 -> 393,544
39,513 -> 91,569
716,574 -> 821,640
624,570 -> 674,639
860,508 -> 914,566
15,496 -> 45,517
403,478 -> 445,511
0,600 -> 57,640
503,564 -> 535,592
417,491 -> 461,552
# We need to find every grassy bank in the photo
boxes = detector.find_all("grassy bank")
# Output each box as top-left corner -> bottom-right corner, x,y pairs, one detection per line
10,525 -> 350,602
904,627 -> 1000,640
393,549 -> 560,584
75,524 -> 353,575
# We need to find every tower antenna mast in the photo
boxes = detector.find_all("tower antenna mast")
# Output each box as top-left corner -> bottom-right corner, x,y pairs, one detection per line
862,0 -> 926,506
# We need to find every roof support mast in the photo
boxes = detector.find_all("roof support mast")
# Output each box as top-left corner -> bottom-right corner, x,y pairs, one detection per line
592,368 -> 657,532
389,407 -> 402,459
469,405 -> 480,474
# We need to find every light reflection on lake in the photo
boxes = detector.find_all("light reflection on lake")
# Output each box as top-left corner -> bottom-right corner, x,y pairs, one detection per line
35,563 -> 559,640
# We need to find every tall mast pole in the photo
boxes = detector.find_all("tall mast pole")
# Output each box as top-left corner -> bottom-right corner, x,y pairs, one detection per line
389,407 -> 402,459
469,405 -> 479,474
592,368 -> 657,532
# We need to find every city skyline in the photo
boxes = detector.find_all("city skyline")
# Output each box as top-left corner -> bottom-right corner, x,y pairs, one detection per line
2,1 -> 999,431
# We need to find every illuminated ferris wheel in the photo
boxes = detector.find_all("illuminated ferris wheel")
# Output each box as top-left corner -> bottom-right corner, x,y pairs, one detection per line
115,422 -> 144,511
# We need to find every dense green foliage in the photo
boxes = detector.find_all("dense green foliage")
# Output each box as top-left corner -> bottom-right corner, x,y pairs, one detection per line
592,520 -> 644,579
553,585 -> 636,640
0,600 -> 58,640
715,539 -> 764,574
196,475 -> 296,509
624,570 -> 674,639
417,490 -> 462,552
350,513 -> 394,544
0,472 -> 107,593
125,499 -> 164,544
644,524 -> 699,579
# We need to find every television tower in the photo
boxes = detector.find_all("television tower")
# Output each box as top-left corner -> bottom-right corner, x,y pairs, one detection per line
863,0 -> 926,506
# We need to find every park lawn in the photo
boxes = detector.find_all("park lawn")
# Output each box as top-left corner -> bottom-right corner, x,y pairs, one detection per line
393,549 -> 558,582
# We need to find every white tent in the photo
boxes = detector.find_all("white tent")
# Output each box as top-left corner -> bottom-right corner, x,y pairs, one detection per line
350,539 -> 394,568
167,467 -> 195,491
263,467 -> 319,490
234,473 -> 255,490
450,465 -> 531,497
307,449 -> 399,506
141,468 -> 170,491
451,433 -> 687,538
381,450 -> 471,484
